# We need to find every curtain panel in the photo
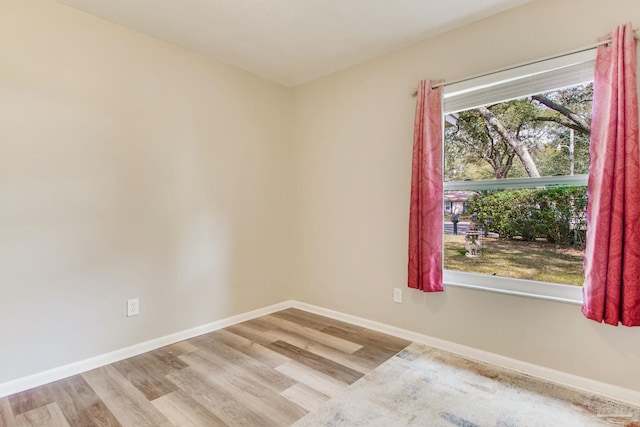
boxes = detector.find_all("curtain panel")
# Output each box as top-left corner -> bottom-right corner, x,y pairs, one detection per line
583,23 -> 640,326
408,80 -> 444,292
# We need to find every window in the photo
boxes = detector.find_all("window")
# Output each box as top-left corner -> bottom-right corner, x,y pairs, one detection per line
442,50 -> 595,303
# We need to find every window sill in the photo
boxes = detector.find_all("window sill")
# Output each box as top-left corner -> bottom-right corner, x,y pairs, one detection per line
443,271 -> 583,305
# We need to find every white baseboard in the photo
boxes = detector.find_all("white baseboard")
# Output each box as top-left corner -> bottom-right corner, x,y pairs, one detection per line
3,299 -> 639,408
291,301 -> 640,408
0,301 -> 294,398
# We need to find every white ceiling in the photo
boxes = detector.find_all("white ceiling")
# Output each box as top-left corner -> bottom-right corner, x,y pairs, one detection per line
55,0 -> 533,87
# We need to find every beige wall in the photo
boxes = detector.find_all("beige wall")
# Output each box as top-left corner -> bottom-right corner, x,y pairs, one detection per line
0,0 -> 292,383
290,0 -> 640,393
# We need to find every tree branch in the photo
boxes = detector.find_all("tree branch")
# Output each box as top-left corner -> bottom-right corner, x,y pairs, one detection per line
533,116 -> 587,134
531,95 -> 591,135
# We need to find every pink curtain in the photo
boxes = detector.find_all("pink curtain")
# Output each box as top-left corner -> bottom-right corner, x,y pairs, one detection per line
408,80 -> 444,292
583,23 -> 640,326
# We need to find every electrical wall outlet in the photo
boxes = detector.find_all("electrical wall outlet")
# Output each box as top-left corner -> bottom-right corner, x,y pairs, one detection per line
393,288 -> 403,304
127,298 -> 139,317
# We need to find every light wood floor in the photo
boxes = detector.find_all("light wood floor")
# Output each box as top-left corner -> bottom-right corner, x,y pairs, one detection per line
0,308 -> 411,426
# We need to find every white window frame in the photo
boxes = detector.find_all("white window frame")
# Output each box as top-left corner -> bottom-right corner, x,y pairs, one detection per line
442,50 -> 595,305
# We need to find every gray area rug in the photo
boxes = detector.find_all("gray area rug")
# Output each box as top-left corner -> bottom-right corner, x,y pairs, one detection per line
293,343 -> 640,427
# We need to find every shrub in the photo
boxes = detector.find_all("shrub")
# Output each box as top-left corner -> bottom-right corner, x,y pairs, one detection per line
467,186 -> 587,245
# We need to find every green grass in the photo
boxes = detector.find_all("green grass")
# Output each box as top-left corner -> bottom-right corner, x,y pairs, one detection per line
444,235 -> 584,286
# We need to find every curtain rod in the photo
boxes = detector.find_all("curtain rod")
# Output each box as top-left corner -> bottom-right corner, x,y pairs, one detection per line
411,30 -> 638,97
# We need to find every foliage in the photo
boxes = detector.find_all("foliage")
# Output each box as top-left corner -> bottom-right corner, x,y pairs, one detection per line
467,186 -> 587,245
445,83 -> 593,180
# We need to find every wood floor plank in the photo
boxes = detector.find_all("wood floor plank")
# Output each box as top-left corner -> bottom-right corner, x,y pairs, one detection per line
225,323 -> 277,347
112,348 -> 188,400
152,390 -> 227,427
0,398 -> 17,427
14,403 -> 70,427
8,384 -> 53,417
167,364 -> 278,427
205,328 -> 290,369
255,315 -> 364,354
264,327 -> 374,374
268,340 -> 364,384
80,403 -> 122,427
320,325 -> 411,353
351,342 -> 404,367
275,360 -> 349,397
5,375 -> 120,427
82,366 -> 169,427
270,309 -> 338,330
178,351 -> 307,425
161,341 -> 198,357
280,383 -> 329,412
271,308 -> 356,331
237,317 -> 274,333
271,308 -> 411,354
45,375 -> 120,427
189,333 -> 296,394
225,323 -> 274,345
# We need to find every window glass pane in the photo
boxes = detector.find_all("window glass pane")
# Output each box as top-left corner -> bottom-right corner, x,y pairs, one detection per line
443,187 -> 586,286
441,52 -> 593,296
444,82 -> 593,182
